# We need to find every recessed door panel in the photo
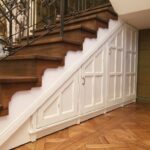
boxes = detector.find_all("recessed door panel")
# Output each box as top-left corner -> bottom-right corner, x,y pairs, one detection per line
81,50 -> 105,114
107,30 -> 124,107
37,72 -> 79,128
124,29 -> 137,101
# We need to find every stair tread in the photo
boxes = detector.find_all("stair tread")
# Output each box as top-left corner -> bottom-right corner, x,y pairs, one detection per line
0,76 -> 38,83
16,37 -> 82,47
21,24 -> 97,40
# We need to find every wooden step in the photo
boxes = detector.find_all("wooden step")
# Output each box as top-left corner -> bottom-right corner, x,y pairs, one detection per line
0,76 -> 38,83
34,14 -> 108,36
65,14 -> 108,31
21,25 -> 97,44
0,76 -> 38,116
20,6 -> 116,42
34,5 -> 116,35
0,5 -> 118,116
0,55 -> 63,77
13,37 -> 82,58
22,24 -> 97,42
35,15 -> 108,36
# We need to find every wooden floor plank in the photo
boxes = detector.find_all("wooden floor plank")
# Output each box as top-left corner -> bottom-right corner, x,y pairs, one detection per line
15,103 -> 150,150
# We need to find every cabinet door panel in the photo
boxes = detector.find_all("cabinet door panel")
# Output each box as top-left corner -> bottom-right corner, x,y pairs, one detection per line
37,72 -> 79,128
81,50 -> 105,114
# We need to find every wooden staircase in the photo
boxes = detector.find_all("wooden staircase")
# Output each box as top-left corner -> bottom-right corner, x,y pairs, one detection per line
0,5 -> 117,116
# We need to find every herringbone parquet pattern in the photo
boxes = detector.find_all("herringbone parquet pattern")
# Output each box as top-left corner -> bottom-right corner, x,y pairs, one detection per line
14,103 -> 150,150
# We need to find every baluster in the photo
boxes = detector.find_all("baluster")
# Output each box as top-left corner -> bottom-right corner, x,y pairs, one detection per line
32,0 -> 36,37
26,0 -> 30,44
9,3 -> 13,48
60,0 -> 64,37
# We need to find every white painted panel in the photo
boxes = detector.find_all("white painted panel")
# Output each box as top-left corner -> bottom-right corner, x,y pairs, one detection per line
110,48 -> 116,73
36,72 -> 79,128
95,76 -> 103,104
125,75 -> 130,96
43,97 -> 59,118
81,48 -> 105,114
95,51 -> 103,73
126,29 -> 132,51
116,50 -> 123,73
84,77 -> 93,107
60,74 -> 79,120
110,37 -> 116,47
117,32 -> 123,48
124,27 -> 138,103
107,30 -> 124,107
131,75 -> 135,95
109,76 -> 115,101
37,95 -> 61,128
116,75 -> 122,98
126,53 -> 131,73
85,60 -> 94,73
61,82 -> 74,114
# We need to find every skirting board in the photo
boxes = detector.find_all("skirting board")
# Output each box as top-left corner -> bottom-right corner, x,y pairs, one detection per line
136,97 -> 150,103
80,108 -> 105,123
123,100 -> 136,106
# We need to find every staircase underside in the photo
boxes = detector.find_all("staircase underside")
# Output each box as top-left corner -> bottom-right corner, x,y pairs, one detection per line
0,5 -> 117,116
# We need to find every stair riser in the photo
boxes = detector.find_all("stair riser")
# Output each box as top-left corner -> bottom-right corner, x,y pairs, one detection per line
0,60 -> 62,77
0,60 -> 36,76
32,29 -> 96,44
97,11 -> 118,22
0,108 -> 8,116
67,19 -> 108,31
15,43 -> 82,57
34,9 -> 115,36
34,19 -> 107,36
0,82 -> 38,116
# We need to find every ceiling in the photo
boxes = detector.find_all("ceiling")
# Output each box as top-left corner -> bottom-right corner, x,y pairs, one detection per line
120,9 -> 150,29
110,0 -> 150,29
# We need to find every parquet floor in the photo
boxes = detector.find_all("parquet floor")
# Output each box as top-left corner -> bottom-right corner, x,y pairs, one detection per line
14,103 -> 150,150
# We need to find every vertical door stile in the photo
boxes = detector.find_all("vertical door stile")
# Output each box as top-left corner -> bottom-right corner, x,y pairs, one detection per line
122,26 -> 126,105
104,44 -> 110,112
135,31 -> 139,100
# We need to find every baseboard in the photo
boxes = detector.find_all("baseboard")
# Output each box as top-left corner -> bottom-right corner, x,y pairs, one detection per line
123,99 -> 136,106
136,97 -> 150,103
80,108 -> 105,123
105,103 -> 122,112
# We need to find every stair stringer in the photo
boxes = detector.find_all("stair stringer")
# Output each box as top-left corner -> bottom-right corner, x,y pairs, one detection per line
0,19 -> 138,150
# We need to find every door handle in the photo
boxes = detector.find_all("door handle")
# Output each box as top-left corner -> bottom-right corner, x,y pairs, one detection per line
81,77 -> 85,85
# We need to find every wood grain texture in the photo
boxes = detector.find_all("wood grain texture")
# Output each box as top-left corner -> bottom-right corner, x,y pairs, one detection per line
14,103 -> 150,150
0,5 -> 117,116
